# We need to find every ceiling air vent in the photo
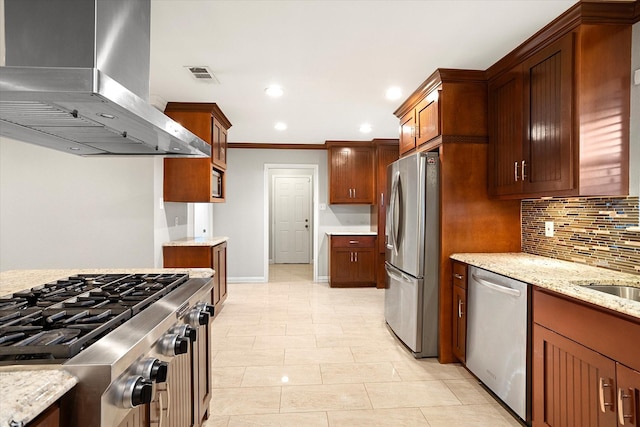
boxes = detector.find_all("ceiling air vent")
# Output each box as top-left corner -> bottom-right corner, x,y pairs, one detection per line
185,66 -> 220,83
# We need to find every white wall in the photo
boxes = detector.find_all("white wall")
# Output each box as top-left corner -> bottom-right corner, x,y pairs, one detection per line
0,136 -> 186,272
211,148 -> 372,283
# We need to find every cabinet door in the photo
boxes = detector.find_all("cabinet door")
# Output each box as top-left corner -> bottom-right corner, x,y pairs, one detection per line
399,111 -> 416,155
617,364 -> 640,427
329,147 -> 353,203
452,284 -> 466,363
217,243 -> 227,302
533,324 -> 618,427
212,117 -> 227,170
522,33 -> 573,194
376,145 -> 399,254
416,97 -> 440,146
195,320 -> 212,425
330,248 -> 355,284
351,147 -> 374,203
353,248 -> 376,283
488,65 -> 524,196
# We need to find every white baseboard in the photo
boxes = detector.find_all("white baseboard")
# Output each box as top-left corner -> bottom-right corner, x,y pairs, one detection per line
227,276 -> 267,283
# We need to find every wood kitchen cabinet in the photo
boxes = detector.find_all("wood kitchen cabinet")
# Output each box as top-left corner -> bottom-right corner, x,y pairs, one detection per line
28,403 -> 60,427
163,241 -> 228,315
329,235 -> 376,287
327,142 -> 375,204
451,261 -> 467,363
163,102 -> 231,203
532,287 -> 640,427
396,69 -> 522,363
487,6 -> 632,199
211,242 -> 227,307
399,95 -> 440,155
373,140 -> 399,288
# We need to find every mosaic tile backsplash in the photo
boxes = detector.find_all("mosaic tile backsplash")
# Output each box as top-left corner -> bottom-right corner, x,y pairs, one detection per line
521,197 -> 640,274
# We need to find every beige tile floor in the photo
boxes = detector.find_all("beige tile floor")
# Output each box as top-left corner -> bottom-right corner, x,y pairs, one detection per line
205,264 -> 522,426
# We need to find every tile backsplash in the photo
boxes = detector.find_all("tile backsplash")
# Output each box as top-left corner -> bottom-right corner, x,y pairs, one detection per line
522,197 -> 640,274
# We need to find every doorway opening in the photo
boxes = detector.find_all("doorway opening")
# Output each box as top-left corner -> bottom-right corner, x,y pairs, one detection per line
264,164 -> 319,283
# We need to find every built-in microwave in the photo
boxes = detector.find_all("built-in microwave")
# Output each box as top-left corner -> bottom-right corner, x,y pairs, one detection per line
212,168 -> 222,198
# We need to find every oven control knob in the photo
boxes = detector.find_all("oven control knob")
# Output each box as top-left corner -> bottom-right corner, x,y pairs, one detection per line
137,358 -> 168,383
185,309 -> 209,327
195,302 -> 215,317
122,376 -> 153,408
174,336 -> 189,355
159,333 -> 189,356
170,324 -> 197,342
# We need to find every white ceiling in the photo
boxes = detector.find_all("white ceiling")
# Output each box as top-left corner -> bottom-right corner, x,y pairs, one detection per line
149,0 -> 578,144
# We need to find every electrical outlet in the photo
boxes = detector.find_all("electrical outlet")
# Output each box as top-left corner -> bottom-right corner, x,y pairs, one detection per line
545,221 -> 554,237
174,216 -> 179,227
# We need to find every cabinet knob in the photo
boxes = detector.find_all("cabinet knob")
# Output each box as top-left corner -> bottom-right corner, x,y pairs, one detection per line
454,274 -> 464,280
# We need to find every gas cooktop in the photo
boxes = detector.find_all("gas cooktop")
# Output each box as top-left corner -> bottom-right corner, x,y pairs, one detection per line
0,273 -> 189,362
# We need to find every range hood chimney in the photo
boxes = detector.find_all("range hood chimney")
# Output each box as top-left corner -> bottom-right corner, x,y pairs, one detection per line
0,0 -> 211,156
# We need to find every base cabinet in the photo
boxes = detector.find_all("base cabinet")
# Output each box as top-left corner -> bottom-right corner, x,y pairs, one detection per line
451,261 -> 467,363
329,235 -> 376,287
163,242 -> 228,316
28,403 -> 60,427
532,288 -> 640,427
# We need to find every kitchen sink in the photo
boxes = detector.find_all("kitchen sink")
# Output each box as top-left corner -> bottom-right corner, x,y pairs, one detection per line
580,284 -> 640,302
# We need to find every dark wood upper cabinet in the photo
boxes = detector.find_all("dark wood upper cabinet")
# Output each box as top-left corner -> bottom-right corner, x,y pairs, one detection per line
487,4 -> 633,199
163,102 -> 231,203
327,142 -> 375,204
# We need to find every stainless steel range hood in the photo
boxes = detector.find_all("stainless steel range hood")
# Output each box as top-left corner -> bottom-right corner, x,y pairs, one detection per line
0,0 -> 211,157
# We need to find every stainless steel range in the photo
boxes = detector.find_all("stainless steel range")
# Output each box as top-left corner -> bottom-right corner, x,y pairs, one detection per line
0,272 -> 214,427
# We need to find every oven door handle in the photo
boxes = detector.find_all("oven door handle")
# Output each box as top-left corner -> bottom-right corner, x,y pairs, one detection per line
472,275 -> 521,297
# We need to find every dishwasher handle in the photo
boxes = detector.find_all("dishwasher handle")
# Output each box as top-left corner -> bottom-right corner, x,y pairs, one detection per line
471,274 -> 521,297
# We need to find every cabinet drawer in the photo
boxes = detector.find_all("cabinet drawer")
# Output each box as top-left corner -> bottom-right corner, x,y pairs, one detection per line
452,261 -> 467,289
331,235 -> 376,248
163,246 -> 213,268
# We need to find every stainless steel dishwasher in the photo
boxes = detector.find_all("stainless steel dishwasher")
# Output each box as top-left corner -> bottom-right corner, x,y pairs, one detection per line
466,266 -> 530,422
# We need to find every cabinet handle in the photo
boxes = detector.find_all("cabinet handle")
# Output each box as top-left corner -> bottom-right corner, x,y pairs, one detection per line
514,161 -> 520,181
381,192 -> 384,207
353,188 -> 356,198
458,299 -> 464,318
349,240 -> 359,244
521,160 -> 527,180
454,274 -> 464,280
355,252 -> 358,262
618,387 -> 634,425
348,188 -> 352,198
599,377 -> 614,413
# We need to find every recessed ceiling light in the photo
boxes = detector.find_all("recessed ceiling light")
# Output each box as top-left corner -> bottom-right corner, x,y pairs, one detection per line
274,122 -> 287,131
265,85 -> 284,97
385,86 -> 402,101
359,123 -> 372,133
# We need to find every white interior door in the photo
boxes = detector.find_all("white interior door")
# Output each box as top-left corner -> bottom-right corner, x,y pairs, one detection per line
274,176 -> 311,263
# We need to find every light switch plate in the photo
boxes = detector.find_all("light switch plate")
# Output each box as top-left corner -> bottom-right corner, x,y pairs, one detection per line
635,69 -> 640,86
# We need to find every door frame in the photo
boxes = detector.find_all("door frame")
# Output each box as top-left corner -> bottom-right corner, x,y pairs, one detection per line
264,164 -> 319,282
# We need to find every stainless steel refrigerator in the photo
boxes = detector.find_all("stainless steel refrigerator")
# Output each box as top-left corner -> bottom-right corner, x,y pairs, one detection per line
384,152 -> 439,358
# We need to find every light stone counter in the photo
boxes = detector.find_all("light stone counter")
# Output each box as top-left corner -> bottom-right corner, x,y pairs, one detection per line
325,231 -> 377,236
451,252 -> 640,319
0,366 -> 77,426
0,268 -> 214,295
162,236 -> 229,247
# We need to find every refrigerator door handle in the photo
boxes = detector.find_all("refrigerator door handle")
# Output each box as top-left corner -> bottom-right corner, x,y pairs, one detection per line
385,264 -> 411,283
388,171 -> 401,254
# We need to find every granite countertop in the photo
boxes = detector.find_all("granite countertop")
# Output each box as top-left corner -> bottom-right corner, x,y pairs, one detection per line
0,268 -> 214,295
163,236 -> 229,247
451,252 -> 640,319
325,231 -> 377,236
0,366 -> 77,426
